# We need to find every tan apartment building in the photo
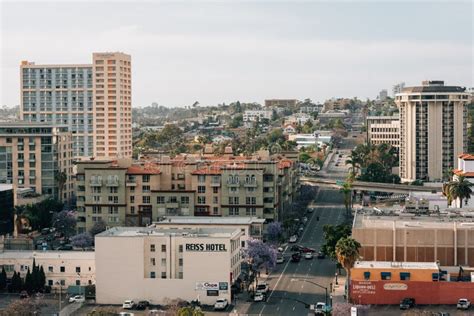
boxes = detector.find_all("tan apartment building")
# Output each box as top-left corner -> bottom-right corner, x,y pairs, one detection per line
0,250 -> 95,292
366,115 -> 400,149
75,151 -> 299,233
265,99 -> 298,109
96,227 -> 242,305
20,52 -> 132,159
395,80 -> 470,182
0,122 -> 73,202
352,209 -> 474,267
92,52 -> 132,159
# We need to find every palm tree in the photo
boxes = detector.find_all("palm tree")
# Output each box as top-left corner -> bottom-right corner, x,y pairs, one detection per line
335,237 -> 361,302
447,175 -> 474,208
340,182 -> 352,216
442,183 -> 453,206
54,171 -> 67,202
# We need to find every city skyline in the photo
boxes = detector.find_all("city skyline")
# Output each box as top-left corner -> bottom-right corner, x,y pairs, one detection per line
1,1 -> 472,108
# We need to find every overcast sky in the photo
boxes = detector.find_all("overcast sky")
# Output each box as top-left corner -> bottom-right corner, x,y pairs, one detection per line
1,1 -> 472,107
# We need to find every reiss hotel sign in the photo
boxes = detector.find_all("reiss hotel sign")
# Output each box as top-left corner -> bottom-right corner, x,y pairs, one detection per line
185,243 -> 227,252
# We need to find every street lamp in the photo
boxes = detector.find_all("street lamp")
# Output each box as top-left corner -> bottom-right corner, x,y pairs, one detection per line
291,278 -> 328,307
335,272 -> 338,285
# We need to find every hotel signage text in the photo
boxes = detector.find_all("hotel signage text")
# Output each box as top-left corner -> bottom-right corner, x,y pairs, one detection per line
185,243 -> 227,252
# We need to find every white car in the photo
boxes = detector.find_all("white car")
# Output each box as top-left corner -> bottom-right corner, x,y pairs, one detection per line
122,300 -> 135,309
254,292 -> 265,302
69,295 -> 85,303
302,217 -> 308,223
312,302 -> 330,315
214,298 -> 228,310
304,252 -> 313,259
276,255 -> 285,264
289,235 -> 298,243
256,282 -> 269,294
457,298 -> 471,310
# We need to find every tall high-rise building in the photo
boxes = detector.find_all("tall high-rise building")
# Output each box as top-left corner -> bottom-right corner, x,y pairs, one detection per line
395,80 -> 469,182
92,53 -> 132,158
20,52 -> 132,159
20,61 -> 93,158
392,82 -> 405,96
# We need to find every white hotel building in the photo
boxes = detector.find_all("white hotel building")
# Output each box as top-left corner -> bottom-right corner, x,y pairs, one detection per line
96,227 -> 243,305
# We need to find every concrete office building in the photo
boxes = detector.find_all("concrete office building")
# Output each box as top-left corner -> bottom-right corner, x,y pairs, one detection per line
92,52 -> 132,159
0,250 -> 95,292
75,151 -> 299,233
20,52 -> 132,159
242,110 -> 272,123
392,82 -> 405,96
395,80 -> 470,182
95,227 -> 242,305
366,115 -> 400,149
352,209 -> 474,267
0,123 -> 73,202
153,216 -> 265,247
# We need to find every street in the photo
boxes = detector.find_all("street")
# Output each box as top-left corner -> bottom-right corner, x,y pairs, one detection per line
244,188 -> 347,315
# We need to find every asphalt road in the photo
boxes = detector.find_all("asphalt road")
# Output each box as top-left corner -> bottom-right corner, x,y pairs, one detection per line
245,188 -> 347,316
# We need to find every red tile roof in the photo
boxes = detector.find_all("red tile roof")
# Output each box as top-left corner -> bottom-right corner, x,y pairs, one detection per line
459,154 -> 474,161
453,169 -> 474,177
127,166 -> 161,175
278,159 -> 293,169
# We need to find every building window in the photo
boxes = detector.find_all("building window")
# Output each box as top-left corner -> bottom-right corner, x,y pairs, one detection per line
179,258 -> 183,266
363,272 -> 370,280
230,207 -> 239,216
161,258 -> 166,266
180,196 -> 189,204
157,196 -> 165,204
48,266 -> 53,272
142,175 -> 150,183
213,207 -> 219,215
213,187 -> 218,194
197,196 -> 206,204
213,196 -> 218,204
150,244 -> 155,252
179,245 -> 183,252
150,272 -> 156,279
60,266 -> 65,273
178,272 -> 183,279
76,280 -> 80,286
76,267 -> 81,273
161,244 -> 166,252
198,175 -> 205,183
400,272 -> 410,281
151,258 -> 155,266
161,272 -> 167,279
381,272 -> 391,280
48,280 -> 53,286
142,185 -> 150,193
197,186 -> 206,193
109,187 -> 118,194
60,279 -> 65,286
142,196 -> 150,204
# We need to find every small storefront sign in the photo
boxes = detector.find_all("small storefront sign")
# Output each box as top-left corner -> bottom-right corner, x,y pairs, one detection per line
196,282 -> 219,291
352,281 -> 376,295
383,283 -> 408,291
207,290 -> 219,296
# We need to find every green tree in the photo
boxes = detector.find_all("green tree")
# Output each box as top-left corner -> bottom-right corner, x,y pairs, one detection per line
15,198 -> 63,231
335,237 -> 361,302
24,268 -> 33,293
321,224 -> 352,259
447,175 -> 474,208
340,182 -> 352,216
177,307 -> 205,316
229,114 -> 243,128
299,152 -> 311,163
54,170 -> 68,202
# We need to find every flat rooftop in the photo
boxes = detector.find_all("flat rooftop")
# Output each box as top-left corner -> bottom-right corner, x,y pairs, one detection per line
354,209 -> 474,230
97,226 -> 242,238
0,184 -> 13,192
153,216 -> 265,225
0,250 -> 94,260
353,261 -> 439,270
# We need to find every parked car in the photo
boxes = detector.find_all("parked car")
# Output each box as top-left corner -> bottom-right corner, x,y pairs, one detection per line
256,283 -> 269,294
290,245 -> 303,252
289,235 -> 298,243
304,252 -> 313,260
135,301 -> 150,310
19,291 -> 29,299
302,217 -> 308,223
254,292 -> 265,302
317,251 -> 326,259
276,254 -> 285,264
69,295 -> 85,303
291,252 -> 301,262
312,302 -> 330,315
214,298 -> 228,310
301,247 -> 316,253
457,298 -> 471,310
123,300 -> 135,309
400,297 -> 415,310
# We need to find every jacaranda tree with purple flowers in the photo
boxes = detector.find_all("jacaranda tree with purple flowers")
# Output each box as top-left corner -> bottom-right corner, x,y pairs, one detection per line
243,239 -> 277,289
52,210 -> 76,237
266,221 -> 283,244
71,232 -> 93,249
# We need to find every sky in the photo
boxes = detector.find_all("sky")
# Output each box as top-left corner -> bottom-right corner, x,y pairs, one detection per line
1,0 -> 472,108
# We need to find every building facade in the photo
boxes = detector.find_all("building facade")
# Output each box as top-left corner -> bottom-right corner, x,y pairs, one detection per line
264,99 -> 298,109
0,250 -> 95,292
75,152 -> 299,233
153,216 -> 265,248
395,81 -> 470,182
242,110 -> 272,123
352,209 -> 474,267
92,52 -> 132,159
452,153 -> 474,208
0,123 -> 73,202
20,52 -> 132,159
0,185 -> 14,235
95,227 -> 242,305
366,115 -> 400,149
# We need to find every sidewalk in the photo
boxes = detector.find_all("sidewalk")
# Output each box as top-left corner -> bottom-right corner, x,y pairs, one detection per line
331,270 -> 347,306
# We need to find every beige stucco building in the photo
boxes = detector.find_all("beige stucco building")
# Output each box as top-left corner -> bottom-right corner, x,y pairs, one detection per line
95,227 -> 242,305
395,80 -> 470,182
0,250 -> 95,292
352,209 -> 474,267
366,115 -> 400,149
75,151 -> 299,233
20,52 -> 132,159
0,122 -> 73,202
452,154 -> 474,208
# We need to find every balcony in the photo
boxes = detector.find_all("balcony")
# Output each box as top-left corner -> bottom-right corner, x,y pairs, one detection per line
106,179 -> 119,187
90,179 -> 102,187
244,180 -> 257,188
227,181 -> 240,187
29,175 -> 36,180
126,180 -> 136,187
210,181 -> 221,187
166,202 -> 179,209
